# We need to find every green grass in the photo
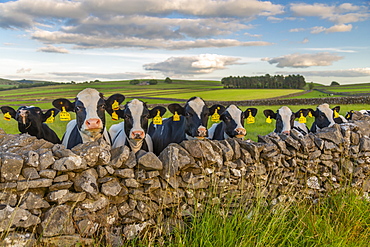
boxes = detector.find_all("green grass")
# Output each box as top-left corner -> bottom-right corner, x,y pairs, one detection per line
158,89 -> 303,101
126,190 -> 370,246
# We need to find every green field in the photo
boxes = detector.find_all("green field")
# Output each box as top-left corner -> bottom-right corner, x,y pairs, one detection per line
1,79 -> 370,141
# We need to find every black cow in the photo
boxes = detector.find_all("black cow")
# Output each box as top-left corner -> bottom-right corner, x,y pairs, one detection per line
0,105 -> 61,144
208,105 -> 258,140
109,99 -> 166,153
52,88 -> 125,149
310,103 -> 347,133
148,96 -> 213,155
263,106 -> 310,136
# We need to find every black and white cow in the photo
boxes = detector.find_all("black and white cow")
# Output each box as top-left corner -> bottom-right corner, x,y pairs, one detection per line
309,103 -> 347,133
263,106 -> 310,136
345,110 -> 370,120
0,105 -> 61,144
208,105 -> 258,140
148,96 -> 213,155
109,99 -> 166,153
52,88 -> 125,149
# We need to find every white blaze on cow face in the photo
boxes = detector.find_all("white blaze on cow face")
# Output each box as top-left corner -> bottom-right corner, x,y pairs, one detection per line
187,97 -> 208,138
76,88 -> 104,133
318,103 -> 336,127
127,99 -> 145,140
278,106 -> 293,135
226,105 -> 246,137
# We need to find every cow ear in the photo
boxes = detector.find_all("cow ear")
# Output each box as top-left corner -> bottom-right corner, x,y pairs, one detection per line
42,108 -> 60,122
209,104 -> 226,115
307,108 -> 317,117
149,106 -> 166,118
0,106 -> 16,119
52,98 -> 74,111
294,109 -> 310,118
168,103 -> 185,115
263,109 -> 276,119
332,106 -> 340,113
245,108 -> 258,117
105,94 -> 125,115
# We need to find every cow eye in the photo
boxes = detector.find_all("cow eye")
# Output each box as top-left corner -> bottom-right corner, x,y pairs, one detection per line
185,112 -> 191,117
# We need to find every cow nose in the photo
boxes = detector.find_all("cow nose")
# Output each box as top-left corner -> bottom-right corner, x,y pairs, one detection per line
235,127 -> 246,136
131,130 -> 145,140
197,126 -> 207,137
282,130 -> 290,135
85,118 -> 101,129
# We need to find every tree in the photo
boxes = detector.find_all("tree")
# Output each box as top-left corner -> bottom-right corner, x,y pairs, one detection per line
309,82 -> 314,90
149,79 -> 158,85
164,77 -> 172,84
130,79 -> 140,85
330,81 -> 340,86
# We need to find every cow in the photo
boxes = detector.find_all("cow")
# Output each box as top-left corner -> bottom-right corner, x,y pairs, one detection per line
148,96 -> 214,155
108,99 -> 166,153
309,103 -> 347,133
345,110 -> 370,120
263,106 -> 311,136
52,88 -> 125,149
0,105 -> 61,144
208,105 -> 258,140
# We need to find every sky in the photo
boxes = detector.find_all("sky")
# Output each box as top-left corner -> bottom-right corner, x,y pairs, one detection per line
0,0 -> 369,85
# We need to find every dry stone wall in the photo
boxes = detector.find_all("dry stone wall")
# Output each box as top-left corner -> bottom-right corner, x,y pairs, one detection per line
0,111 -> 370,246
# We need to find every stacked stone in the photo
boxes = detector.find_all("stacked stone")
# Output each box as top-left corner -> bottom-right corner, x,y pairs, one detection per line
0,113 -> 370,245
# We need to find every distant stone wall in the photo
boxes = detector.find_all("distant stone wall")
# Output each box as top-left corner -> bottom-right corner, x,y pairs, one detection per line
1,111 -> 370,246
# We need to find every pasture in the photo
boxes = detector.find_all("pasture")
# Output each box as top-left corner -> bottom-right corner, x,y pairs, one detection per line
0,80 -> 370,246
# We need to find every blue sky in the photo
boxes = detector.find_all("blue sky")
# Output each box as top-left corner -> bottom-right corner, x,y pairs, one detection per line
0,0 -> 369,85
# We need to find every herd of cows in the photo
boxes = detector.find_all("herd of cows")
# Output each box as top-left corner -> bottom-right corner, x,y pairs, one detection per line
0,88 -> 367,156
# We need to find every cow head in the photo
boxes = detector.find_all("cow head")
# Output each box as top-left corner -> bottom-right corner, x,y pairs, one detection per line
264,106 -> 309,135
52,88 -> 125,139
1,105 -> 59,135
210,105 -> 257,138
116,99 -> 166,142
309,103 -> 336,132
168,97 -> 210,139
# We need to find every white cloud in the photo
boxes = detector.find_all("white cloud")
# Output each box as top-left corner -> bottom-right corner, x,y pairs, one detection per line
263,52 -> 343,68
37,45 -> 69,53
311,24 -> 352,34
0,0 -> 280,50
50,72 -> 151,80
143,54 -> 242,76
16,68 -> 32,73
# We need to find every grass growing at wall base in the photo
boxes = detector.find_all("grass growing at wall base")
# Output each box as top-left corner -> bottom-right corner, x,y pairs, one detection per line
126,190 -> 370,247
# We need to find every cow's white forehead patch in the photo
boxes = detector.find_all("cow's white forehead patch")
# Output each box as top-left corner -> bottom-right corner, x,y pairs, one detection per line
77,88 -> 101,105
188,97 -> 205,117
127,99 -> 145,133
279,106 -> 293,132
318,103 -> 335,125
226,105 -> 243,125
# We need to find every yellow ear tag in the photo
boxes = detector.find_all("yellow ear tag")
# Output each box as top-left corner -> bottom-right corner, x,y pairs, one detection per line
298,112 -> 306,123
4,112 -> 11,121
211,108 -> 220,122
153,110 -> 163,125
308,111 -> 313,118
60,106 -> 71,121
112,100 -> 119,111
45,110 -> 55,123
173,111 -> 180,121
266,116 -> 272,123
246,111 -> 255,124
334,110 -> 340,118
112,111 -> 119,121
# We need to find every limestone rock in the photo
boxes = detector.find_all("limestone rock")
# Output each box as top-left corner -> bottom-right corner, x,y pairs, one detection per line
138,152 -> 163,171
38,205 -> 75,237
1,153 -> 23,182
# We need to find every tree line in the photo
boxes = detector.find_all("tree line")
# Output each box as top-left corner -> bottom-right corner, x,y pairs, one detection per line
221,74 -> 306,89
